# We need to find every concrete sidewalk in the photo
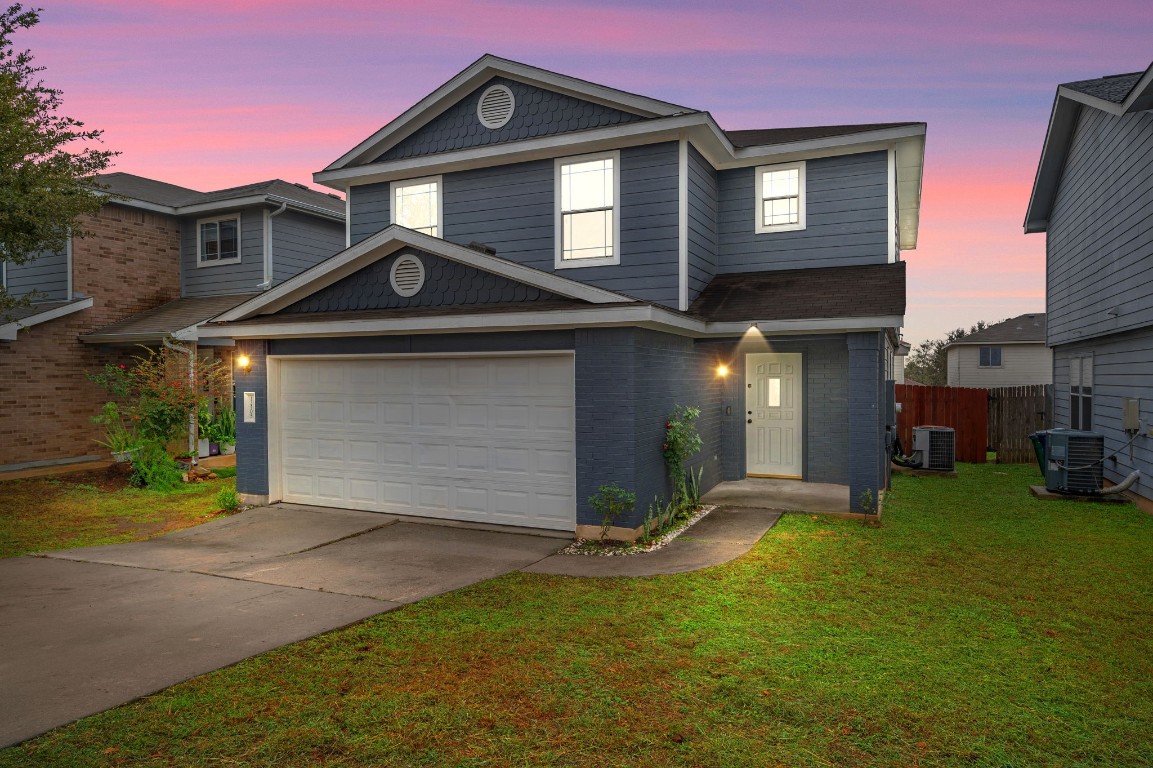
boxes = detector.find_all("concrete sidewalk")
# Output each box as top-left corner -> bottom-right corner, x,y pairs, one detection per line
0,506 -> 561,747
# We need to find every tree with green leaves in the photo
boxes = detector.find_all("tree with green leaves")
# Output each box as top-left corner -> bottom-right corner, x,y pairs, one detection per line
904,321 -> 993,386
1,4 -> 117,319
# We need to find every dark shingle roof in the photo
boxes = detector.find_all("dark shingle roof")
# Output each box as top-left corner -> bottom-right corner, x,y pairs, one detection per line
689,262 -> 906,322
98,172 -> 202,206
1062,72 -> 1144,104
97,174 -> 344,216
2,298 -> 88,323
214,299 -> 611,328
81,294 -> 258,342
947,313 -> 1046,345
191,180 -> 345,215
724,123 -> 922,148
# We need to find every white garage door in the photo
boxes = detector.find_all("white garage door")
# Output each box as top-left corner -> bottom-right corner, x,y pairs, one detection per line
276,355 -> 576,530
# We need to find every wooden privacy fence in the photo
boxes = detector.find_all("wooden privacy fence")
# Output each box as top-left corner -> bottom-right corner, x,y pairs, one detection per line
895,385 -> 988,463
988,385 -> 1053,464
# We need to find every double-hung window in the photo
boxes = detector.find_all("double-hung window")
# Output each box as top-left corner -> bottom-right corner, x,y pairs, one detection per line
555,151 -> 619,268
1070,355 -> 1093,430
197,216 -> 241,266
755,161 -> 806,234
391,176 -> 441,236
979,346 -> 1002,368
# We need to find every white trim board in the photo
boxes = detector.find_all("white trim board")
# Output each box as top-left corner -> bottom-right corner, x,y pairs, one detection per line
678,138 -> 689,312
211,224 -> 633,324
0,297 -> 94,340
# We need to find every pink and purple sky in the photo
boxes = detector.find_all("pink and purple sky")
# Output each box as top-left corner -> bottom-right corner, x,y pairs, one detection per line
24,0 -> 1153,343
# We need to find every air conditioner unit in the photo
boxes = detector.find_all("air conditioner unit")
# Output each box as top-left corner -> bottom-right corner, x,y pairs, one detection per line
1044,429 -> 1104,494
911,426 -> 956,471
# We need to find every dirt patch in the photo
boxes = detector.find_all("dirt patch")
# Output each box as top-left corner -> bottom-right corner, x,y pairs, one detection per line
53,467 -> 133,493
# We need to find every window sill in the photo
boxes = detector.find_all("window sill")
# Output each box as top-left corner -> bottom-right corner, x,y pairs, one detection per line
197,258 -> 242,269
555,256 -> 620,270
755,222 -> 806,235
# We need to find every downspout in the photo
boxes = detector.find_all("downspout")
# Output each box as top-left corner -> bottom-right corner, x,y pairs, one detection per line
260,201 -> 288,290
163,338 -> 197,466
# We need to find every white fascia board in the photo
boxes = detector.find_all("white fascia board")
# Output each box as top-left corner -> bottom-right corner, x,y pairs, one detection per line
720,124 -> 927,166
175,195 -> 270,216
202,302 -> 903,342
325,54 -> 689,172
0,297 -> 94,340
97,192 -> 178,215
263,195 -> 346,222
212,225 -> 631,323
1024,95 -> 1080,234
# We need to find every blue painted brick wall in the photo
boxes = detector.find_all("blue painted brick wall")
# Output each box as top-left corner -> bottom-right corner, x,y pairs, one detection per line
234,338 -> 269,496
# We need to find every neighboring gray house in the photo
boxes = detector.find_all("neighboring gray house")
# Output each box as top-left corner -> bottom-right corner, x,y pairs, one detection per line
202,55 -> 927,537
1025,61 -> 1153,506
945,314 -> 1051,387
0,172 -> 345,469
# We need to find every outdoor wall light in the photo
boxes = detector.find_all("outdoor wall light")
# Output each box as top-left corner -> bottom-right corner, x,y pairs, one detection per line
236,354 -> 251,372
716,364 -> 729,378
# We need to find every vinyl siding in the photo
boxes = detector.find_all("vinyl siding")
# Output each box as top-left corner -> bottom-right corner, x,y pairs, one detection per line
716,151 -> 889,273
4,248 -> 68,301
1052,327 -> 1153,502
1047,107 -> 1153,346
271,210 -> 344,286
349,142 -> 682,308
946,343 -> 1053,387
686,143 -> 717,304
181,208 -> 265,297
374,77 -> 644,162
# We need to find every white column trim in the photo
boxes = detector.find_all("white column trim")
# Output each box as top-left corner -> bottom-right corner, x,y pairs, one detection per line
887,146 -> 898,263
262,209 -> 272,286
678,137 -> 689,311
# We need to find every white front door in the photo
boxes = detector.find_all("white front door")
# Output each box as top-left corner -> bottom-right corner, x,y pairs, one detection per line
745,352 -> 802,478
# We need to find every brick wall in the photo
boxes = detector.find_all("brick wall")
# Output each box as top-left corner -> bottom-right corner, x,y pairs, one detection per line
0,203 -> 182,467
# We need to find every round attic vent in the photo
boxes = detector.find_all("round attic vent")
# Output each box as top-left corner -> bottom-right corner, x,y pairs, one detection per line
390,254 -> 425,297
477,84 -> 515,129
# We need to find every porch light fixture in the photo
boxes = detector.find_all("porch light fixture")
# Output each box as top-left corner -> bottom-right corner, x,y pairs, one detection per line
716,364 -> 729,378
236,354 -> 251,372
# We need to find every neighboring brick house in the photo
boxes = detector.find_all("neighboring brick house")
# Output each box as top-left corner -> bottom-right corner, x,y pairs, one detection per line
944,313 -> 1051,387
1025,60 -> 1153,506
0,173 -> 345,471
201,55 -> 927,535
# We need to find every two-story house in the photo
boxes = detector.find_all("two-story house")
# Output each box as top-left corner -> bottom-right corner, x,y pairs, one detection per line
202,56 -> 926,538
1025,61 -> 1153,507
945,313 -> 1051,387
0,172 -> 345,470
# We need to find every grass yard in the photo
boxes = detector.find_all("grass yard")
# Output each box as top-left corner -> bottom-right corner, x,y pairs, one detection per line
3,463 -> 1152,767
0,467 -> 237,559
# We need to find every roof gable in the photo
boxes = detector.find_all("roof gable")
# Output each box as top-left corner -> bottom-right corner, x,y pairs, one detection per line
325,54 -> 691,172
278,247 -> 562,315
373,76 -> 647,163
212,225 -> 634,323
946,313 -> 1046,345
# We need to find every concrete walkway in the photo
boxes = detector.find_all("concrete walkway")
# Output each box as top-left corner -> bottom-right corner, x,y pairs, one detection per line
525,507 -> 781,577
0,506 -> 561,747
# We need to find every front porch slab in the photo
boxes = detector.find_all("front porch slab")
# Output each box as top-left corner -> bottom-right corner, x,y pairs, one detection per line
702,477 -> 850,514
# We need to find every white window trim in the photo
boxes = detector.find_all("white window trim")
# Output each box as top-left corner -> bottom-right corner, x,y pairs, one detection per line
754,160 -> 806,234
978,346 -> 1002,368
390,175 -> 443,237
554,150 -> 621,270
196,214 -> 243,268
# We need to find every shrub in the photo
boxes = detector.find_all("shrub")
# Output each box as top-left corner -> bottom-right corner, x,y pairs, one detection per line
589,482 -> 636,541
216,486 -> 241,513
129,441 -> 182,492
662,405 -> 702,508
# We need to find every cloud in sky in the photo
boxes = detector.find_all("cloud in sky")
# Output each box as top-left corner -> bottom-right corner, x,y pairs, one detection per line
19,0 -> 1153,342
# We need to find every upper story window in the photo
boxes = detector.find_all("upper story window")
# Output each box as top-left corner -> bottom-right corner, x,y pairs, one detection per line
391,176 -> 441,237
555,151 -> 619,269
754,161 -> 806,234
979,346 -> 1002,368
197,216 -> 241,266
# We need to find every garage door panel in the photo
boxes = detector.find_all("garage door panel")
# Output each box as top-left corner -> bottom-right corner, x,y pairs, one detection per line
278,356 -> 575,531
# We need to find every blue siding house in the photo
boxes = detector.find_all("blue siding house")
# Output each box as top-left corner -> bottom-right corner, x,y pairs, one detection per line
204,56 -> 926,537
1025,61 -> 1153,507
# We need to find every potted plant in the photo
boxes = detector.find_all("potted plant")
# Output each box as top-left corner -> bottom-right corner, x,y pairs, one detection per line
216,405 -> 237,455
196,405 -> 214,458
174,450 -> 195,471
92,402 -> 140,462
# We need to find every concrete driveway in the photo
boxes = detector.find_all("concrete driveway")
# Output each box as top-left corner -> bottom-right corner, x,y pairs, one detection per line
0,505 -> 563,747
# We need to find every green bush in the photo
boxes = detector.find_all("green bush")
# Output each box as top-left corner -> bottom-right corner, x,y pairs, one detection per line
215,486 -> 241,513
130,441 -> 182,492
589,482 -> 636,541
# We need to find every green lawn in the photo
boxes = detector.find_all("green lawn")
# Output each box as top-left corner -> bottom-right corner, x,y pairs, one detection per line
0,467 -> 236,559
3,463 -> 1152,767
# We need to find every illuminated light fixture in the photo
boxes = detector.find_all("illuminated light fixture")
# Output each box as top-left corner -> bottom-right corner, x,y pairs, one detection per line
236,354 -> 251,371
716,364 -> 729,378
